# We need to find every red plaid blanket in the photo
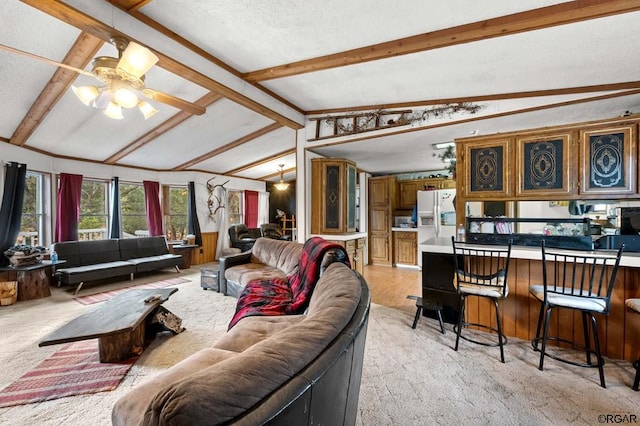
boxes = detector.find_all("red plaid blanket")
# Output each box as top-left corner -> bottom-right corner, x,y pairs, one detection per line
228,237 -> 349,329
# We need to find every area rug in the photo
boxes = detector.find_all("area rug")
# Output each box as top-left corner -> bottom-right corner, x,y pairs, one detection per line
73,277 -> 191,305
0,340 -> 136,408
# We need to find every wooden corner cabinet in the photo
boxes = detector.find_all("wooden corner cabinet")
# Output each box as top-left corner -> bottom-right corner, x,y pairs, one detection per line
368,175 -> 396,266
311,158 -> 357,234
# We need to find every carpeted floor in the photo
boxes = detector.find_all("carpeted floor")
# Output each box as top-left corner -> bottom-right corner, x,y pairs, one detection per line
0,266 -> 638,425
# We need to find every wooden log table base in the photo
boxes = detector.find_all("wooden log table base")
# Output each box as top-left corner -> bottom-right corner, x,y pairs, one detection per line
39,288 -> 181,363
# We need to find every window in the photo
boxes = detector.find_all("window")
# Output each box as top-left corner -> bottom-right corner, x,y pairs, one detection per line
120,182 -> 147,238
163,185 -> 188,241
18,172 -> 44,246
79,179 -> 109,240
228,190 -> 243,225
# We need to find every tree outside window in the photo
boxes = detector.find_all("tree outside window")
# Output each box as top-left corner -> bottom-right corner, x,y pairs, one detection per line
79,179 -> 108,240
18,172 -> 43,246
163,185 -> 188,241
120,182 -> 147,238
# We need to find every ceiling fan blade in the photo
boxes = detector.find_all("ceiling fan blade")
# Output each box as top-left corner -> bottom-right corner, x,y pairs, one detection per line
142,89 -> 206,116
0,43 -> 94,78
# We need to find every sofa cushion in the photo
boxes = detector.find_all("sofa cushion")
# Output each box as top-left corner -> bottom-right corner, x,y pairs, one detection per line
112,348 -> 238,426
56,261 -> 136,285
214,315 -> 304,353
142,263 -> 361,424
250,238 -> 302,276
224,263 -> 288,289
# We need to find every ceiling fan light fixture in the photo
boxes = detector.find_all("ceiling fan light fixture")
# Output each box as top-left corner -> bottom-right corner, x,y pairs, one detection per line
138,100 -> 158,120
71,85 -> 99,106
103,101 -> 124,120
117,41 -> 159,79
113,87 -> 139,108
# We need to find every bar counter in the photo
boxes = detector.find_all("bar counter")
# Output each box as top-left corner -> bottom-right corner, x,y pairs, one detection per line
419,237 -> 640,361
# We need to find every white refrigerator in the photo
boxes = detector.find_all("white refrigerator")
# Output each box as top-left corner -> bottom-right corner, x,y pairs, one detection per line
417,189 -> 457,267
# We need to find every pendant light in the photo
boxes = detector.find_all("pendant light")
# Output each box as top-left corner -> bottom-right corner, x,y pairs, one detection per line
274,164 -> 289,191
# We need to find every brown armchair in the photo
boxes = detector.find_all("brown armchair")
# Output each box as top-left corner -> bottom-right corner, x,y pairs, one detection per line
228,224 -> 262,252
260,223 -> 291,240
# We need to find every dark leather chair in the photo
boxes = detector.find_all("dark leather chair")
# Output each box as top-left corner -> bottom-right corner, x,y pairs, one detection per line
228,224 -> 261,252
259,223 -> 291,241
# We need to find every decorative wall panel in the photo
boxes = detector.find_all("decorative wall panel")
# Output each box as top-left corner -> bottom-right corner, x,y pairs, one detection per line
516,134 -> 572,196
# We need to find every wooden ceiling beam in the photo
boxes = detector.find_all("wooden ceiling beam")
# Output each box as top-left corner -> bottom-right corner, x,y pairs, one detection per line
173,122 -> 283,170
306,81 -> 640,115
21,0 -> 303,129
244,0 -> 640,82
9,32 -> 103,146
104,92 -> 223,164
225,148 -> 296,175
260,166 -> 296,182
107,0 -> 153,12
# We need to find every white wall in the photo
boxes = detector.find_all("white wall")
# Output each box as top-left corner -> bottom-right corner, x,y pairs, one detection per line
1,144 -> 265,235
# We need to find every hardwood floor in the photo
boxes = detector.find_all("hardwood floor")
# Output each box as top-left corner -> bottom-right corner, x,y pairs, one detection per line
361,265 -> 421,314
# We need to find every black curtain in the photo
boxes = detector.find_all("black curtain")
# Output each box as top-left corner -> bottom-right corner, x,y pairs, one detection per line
187,181 -> 202,246
0,162 -> 27,267
109,177 -> 121,238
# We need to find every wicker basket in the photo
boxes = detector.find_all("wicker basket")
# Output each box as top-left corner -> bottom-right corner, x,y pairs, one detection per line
0,281 -> 18,306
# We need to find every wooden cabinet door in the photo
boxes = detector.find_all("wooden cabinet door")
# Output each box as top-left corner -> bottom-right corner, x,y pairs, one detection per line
369,208 -> 388,233
398,180 -> 420,209
462,138 -> 513,198
515,133 -> 573,197
369,234 -> 390,265
369,177 -> 392,205
394,232 -> 417,265
579,124 -> 636,195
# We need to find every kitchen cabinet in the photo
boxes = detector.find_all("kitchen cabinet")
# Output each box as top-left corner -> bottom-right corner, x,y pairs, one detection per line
397,178 -> 456,209
393,231 -> 417,265
397,180 -> 421,209
325,236 -> 366,275
460,138 -> 513,199
311,158 -> 357,234
369,176 -> 396,266
515,132 -> 573,197
579,123 -> 636,195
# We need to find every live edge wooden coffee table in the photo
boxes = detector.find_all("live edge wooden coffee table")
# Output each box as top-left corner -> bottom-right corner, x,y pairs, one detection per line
39,288 -> 180,363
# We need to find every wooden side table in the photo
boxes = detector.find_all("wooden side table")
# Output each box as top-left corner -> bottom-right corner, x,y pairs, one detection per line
170,244 -> 198,269
0,260 -> 66,301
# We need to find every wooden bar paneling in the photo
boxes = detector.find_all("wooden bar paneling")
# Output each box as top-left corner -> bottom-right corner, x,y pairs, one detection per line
191,232 -> 218,265
466,258 -> 640,360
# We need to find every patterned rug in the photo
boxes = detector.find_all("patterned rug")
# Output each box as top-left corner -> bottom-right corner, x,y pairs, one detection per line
73,277 -> 191,305
0,340 -> 136,408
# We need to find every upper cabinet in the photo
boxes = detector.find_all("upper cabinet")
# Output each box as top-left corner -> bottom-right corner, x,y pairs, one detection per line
579,123 -> 636,195
311,158 -> 357,234
456,117 -> 639,202
397,178 -> 456,209
460,138 -> 512,199
515,132 -> 573,197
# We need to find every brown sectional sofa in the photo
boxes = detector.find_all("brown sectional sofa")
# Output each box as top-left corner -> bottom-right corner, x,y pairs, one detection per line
219,237 -> 349,298
111,261 -> 370,425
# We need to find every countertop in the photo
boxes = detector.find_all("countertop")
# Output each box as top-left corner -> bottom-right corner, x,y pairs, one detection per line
418,237 -> 640,268
391,227 -> 418,232
311,232 -> 367,241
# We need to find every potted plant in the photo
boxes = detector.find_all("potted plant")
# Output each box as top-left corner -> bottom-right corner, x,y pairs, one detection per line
434,145 -> 456,178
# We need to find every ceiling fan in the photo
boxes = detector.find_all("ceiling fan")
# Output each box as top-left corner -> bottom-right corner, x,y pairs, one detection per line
0,36 -> 206,120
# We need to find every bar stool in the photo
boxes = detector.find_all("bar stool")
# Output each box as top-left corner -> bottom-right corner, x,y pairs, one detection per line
451,237 -> 512,363
626,298 -> 640,391
530,242 -> 624,388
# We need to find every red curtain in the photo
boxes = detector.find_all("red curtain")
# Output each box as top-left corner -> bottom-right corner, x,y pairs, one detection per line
55,173 -> 83,242
143,180 -> 164,236
244,190 -> 259,228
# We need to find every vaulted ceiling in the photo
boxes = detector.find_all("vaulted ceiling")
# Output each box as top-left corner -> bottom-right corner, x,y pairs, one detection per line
2,0 -> 640,183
